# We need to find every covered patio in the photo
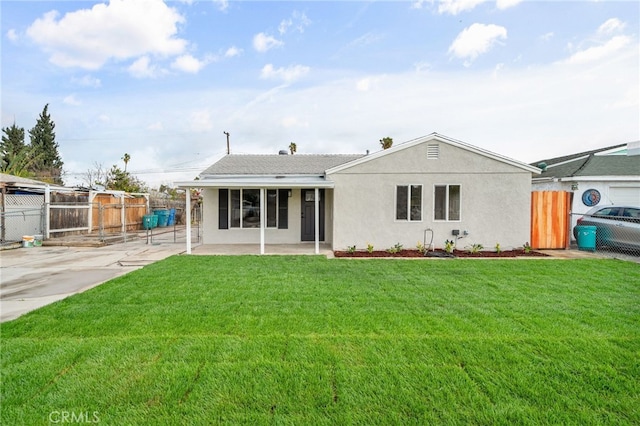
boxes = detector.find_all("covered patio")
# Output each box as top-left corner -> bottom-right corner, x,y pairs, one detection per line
189,243 -> 334,257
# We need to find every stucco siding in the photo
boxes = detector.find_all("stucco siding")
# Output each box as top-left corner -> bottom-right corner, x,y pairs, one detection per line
345,141 -> 523,175
330,142 -> 532,251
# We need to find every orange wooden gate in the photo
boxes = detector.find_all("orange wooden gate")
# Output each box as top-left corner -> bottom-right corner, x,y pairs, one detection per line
530,191 -> 572,249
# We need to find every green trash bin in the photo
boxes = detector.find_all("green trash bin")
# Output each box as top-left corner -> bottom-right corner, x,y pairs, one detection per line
154,209 -> 169,227
142,214 -> 155,230
575,225 -> 597,251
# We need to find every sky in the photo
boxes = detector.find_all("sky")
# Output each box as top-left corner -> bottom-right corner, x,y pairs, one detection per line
2,0 -> 638,188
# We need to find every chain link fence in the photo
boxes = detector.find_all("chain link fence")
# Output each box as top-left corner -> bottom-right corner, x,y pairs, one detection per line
570,211 -> 640,260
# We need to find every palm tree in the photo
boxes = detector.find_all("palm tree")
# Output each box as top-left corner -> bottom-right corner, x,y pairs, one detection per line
289,142 -> 297,155
380,137 -> 393,150
122,153 -> 131,172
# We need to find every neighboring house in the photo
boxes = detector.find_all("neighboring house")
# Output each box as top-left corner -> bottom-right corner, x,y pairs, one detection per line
531,141 -> 640,224
177,133 -> 541,254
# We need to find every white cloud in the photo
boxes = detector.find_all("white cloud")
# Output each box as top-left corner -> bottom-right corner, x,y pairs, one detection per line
128,56 -> 159,79
279,19 -> 292,35
148,121 -> 163,131
565,35 -> 631,65
356,77 -> 383,92
281,116 -> 308,128
171,54 -> 207,73
437,0 -> 520,14
225,46 -> 242,58
189,110 -> 213,132
213,0 -> 229,12
411,1 -> 430,10
496,0 -> 523,10
253,32 -> 283,53
279,11 -> 311,35
26,0 -> 187,70
449,23 -> 507,64
63,94 -> 81,106
72,75 -> 101,88
6,29 -> 18,42
260,64 -> 310,83
438,0 -> 487,15
598,18 -> 626,35
540,32 -> 554,42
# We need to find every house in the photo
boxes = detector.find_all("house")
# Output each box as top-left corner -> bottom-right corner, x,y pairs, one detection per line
176,133 -> 541,254
531,141 -> 640,233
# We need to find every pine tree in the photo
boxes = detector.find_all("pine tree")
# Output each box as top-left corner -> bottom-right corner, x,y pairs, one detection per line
28,104 -> 64,184
1,123 -> 27,171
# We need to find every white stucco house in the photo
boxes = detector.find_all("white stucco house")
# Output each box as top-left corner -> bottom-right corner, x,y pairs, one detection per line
531,141 -> 640,235
176,133 -> 541,254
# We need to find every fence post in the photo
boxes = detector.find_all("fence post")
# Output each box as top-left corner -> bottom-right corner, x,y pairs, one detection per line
45,185 -> 51,239
1,186 -> 6,243
121,194 -> 126,242
99,204 -> 104,241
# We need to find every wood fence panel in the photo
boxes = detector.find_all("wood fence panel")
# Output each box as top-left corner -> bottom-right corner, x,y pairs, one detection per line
530,191 -> 572,249
92,195 -> 147,232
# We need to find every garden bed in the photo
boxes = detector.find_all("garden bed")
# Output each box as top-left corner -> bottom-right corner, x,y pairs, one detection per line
334,249 -> 549,258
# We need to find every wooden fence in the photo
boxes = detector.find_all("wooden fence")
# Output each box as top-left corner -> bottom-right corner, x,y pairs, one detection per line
92,194 -> 147,233
530,190 -> 572,249
47,191 -> 148,237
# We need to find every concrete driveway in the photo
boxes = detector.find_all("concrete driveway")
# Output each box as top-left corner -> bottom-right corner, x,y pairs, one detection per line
0,237 -> 187,322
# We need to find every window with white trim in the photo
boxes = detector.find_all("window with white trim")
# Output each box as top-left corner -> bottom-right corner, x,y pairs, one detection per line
396,185 -> 422,221
434,185 -> 461,221
219,188 -> 288,229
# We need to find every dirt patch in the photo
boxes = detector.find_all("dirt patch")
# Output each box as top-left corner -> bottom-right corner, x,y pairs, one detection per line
334,249 -> 549,258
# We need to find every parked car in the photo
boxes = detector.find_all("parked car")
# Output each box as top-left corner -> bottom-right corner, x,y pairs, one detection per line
573,205 -> 640,253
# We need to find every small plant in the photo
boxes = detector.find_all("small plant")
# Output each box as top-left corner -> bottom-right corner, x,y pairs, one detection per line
444,239 -> 455,254
416,241 -> 426,254
523,242 -> 532,254
387,243 -> 403,254
466,243 -> 484,254
347,245 -> 356,254
495,243 -> 502,254
366,243 -> 374,254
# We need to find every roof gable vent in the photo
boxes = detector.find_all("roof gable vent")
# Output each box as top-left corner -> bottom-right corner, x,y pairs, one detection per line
427,143 -> 439,160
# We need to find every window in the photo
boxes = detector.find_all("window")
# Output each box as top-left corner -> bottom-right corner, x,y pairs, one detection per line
396,185 -> 422,221
219,188 -> 289,229
434,185 -> 460,221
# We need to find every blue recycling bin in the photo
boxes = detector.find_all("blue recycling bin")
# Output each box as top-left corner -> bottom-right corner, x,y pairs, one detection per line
167,208 -> 176,226
575,225 -> 597,251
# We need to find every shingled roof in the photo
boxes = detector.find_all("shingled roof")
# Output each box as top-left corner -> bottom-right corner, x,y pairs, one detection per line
200,154 -> 365,177
532,143 -> 639,179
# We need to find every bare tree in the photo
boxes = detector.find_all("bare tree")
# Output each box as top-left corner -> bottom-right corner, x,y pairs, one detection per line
83,162 -> 108,189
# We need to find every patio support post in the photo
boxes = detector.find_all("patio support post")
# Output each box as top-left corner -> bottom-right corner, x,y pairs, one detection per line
185,187 -> 191,254
314,187 -> 319,254
260,188 -> 265,255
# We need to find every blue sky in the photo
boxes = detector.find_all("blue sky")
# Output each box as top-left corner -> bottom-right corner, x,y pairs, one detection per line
2,0 -> 638,188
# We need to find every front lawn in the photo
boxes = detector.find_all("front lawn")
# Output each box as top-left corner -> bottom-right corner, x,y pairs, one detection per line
2,256 -> 639,424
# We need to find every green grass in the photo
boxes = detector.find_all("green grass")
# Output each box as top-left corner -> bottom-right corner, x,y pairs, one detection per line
2,256 -> 639,425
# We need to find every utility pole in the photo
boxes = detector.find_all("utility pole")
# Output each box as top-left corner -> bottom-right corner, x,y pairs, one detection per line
223,131 -> 230,154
